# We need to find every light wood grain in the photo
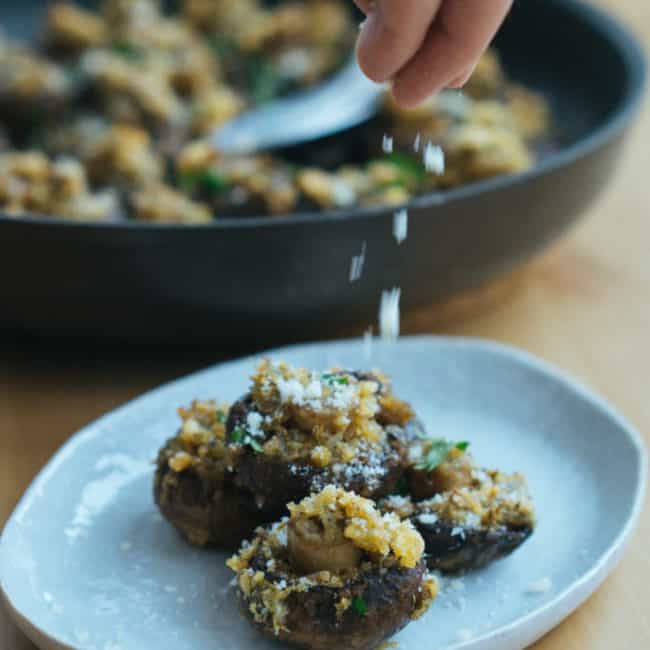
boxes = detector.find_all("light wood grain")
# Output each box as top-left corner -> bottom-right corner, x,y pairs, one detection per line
2,0 -> 649,647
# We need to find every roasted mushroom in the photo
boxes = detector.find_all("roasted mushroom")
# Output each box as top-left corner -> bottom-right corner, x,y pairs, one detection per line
226,361 -> 421,522
383,446 -> 535,573
227,486 -> 437,650
154,399 -> 266,547
154,362 -> 423,549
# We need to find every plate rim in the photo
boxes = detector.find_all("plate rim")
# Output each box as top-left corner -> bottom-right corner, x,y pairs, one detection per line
1,335 -> 647,650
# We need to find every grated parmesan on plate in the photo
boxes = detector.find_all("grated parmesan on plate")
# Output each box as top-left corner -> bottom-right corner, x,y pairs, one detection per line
456,628 -> 474,642
526,577 -> 553,595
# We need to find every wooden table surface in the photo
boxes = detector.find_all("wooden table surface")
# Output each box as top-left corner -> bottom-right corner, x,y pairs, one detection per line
2,1 -> 649,648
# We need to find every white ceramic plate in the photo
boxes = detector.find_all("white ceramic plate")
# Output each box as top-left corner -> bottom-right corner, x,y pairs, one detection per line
1,337 -> 646,650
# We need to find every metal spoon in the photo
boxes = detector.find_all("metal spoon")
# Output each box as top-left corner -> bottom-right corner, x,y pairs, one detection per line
209,59 -> 385,154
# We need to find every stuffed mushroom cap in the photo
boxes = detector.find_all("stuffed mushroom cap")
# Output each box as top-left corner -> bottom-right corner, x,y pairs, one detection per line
226,361 -> 420,514
382,459 -> 535,574
154,399 -> 264,547
228,486 -> 437,650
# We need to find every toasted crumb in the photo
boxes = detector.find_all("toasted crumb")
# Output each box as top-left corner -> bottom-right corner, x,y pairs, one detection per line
168,451 -> 193,472
289,486 -> 424,568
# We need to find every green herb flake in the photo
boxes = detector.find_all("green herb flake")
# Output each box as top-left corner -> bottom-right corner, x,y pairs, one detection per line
415,438 -> 471,472
352,595 -> 367,617
230,427 -> 246,444
248,438 -> 264,453
321,373 -> 349,386
209,35 -> 237,59
371,152 -> 427,190
230,426 -> 264,454
247,55 -> 284,105
112,41 -> 142,60
216,410 -> 227,424
180,170 -> 229,195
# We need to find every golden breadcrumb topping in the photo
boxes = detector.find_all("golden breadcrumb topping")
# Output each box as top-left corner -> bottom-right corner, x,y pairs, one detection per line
227,487 -> 433,635
289,486 -> 424,569
384,466 -> 535,531
241,360 -> 413,467
165,399 -> 230,473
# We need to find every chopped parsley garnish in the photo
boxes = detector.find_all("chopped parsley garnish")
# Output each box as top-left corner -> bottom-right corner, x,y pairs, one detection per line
248,55 -> 285,105
248,438 -> 264,453
374,153 -> 426,190
230,427 -> 245,444
112,41 -> 142,60
352,595 -> 367,617
180,170 -> 230,195
415,438 -> 470,472
231,426 -> 264,453
209,35 -> 237,59
216,410 -> 227,424
321,373 -> 349,386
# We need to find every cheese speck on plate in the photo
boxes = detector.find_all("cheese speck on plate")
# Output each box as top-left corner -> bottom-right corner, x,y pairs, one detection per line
526,577 -> 553,595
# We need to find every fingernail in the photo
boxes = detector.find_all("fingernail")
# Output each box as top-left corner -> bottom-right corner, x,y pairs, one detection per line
448,66 -> 475,89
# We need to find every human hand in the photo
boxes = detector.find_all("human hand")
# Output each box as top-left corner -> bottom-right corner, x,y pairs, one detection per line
355,0 -> 513,107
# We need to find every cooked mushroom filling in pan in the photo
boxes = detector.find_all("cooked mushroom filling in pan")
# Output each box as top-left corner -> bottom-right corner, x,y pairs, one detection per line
227,486 -> 437,650
0,0 -> 549,222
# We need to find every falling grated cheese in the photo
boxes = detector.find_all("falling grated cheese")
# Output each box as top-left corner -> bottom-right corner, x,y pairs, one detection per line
332,180 -> 356,207
379,288 -> 401,341
382,134 -> 394,154
423,142 -> 445,175
413,133 -> 421,152
393,208 -> 408,244
349,241 -> 367,283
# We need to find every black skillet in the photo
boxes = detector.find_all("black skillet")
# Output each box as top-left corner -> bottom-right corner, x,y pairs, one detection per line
0,0 -> 646,346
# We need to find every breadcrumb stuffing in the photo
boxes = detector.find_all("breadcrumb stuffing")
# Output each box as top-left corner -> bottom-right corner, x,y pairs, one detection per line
289,486 -> 424,568
246,360 -> 413,468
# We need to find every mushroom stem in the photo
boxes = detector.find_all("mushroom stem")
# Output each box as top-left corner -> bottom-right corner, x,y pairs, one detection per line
288,517 -> 362,574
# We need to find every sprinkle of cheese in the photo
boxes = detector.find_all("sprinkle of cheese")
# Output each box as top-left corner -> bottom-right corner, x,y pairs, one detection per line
423,142 -> 445,175
379,288 -> 401,341
393,208 -> 408,245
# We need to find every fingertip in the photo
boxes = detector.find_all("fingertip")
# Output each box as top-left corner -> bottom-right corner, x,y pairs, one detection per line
356,15 -> 393,83
390,81 -> 438,110
447,64 -> 476,89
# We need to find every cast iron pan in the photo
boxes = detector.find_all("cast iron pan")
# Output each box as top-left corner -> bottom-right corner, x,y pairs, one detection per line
0,0 -> 646,346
